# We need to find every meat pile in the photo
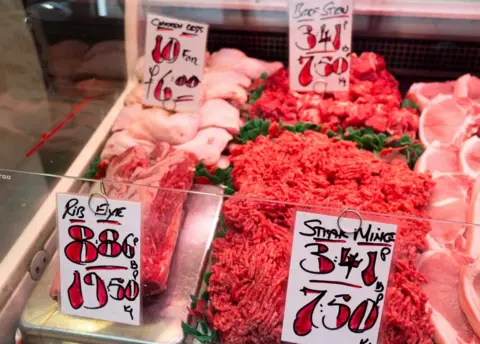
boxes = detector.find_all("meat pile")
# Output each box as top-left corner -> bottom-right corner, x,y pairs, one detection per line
208,130 -> 435,344
407,73 -> 480,112
50,142 -> 196,298
101,49 -> 282,167
407,74 -> 480,343
248,53 -> 419,137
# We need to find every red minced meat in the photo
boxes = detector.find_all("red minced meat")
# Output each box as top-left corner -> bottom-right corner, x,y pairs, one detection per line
248,53 -> 419,137
208,131 -> 435,344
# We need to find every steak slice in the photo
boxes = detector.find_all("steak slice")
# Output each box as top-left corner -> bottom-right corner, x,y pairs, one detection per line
50,142 -> 196,299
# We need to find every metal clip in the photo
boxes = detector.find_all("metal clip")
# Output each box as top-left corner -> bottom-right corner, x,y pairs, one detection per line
337,208 -> 363,234
88,179 -> 109,216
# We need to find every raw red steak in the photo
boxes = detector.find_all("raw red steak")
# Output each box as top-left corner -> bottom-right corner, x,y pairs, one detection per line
50,142 -> 196,299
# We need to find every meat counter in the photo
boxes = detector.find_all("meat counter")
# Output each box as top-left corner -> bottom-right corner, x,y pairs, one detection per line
0,0 -> 479,343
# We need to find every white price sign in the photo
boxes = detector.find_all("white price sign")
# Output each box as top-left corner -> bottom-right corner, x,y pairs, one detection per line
57,194 -> 142,325
282,211 -> 397,344
143,13 -> 209,112
288,0 -> 353,93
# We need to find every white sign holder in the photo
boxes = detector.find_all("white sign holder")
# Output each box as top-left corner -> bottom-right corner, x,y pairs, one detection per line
282,208 -> 397,344
289,0 -> 354,93
57,190 -> 142,326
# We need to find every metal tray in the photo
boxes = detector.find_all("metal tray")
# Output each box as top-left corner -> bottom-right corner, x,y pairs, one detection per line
19,184 -> 223,344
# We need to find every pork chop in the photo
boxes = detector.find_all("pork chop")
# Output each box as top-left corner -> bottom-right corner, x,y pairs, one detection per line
418,250 -> 480,344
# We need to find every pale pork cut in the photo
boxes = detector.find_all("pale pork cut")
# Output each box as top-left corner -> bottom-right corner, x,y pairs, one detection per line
50,143 -> 196,299
406,81 -> 456,111
418,250 -> 480,344
424,173 -> 472,250
455,74 -> 480,101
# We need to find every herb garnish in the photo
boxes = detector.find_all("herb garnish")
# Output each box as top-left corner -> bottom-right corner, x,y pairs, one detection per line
236,119 -> 424,169
195,163 -> 235,195
84,156 -> 101,179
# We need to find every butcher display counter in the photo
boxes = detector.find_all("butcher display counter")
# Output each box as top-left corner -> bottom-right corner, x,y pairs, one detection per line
0,0 -> 479,343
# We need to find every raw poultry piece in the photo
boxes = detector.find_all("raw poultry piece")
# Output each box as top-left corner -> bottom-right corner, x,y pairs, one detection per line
418,250 -> 480,344
202,82 -> 248,105
129,108 -> 199,145
101,131 -> 155,161
174,127 -> 232,166
51,142 -> 196,298
203,70 -> 252,89
199,99 -> 241,134
207,48 -> 283,80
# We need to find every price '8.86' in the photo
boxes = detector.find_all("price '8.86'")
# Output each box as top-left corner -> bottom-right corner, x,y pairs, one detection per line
64,225 -> 137,264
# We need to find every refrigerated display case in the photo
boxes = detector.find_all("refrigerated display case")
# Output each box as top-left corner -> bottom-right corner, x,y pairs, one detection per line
0,0 -> 479,343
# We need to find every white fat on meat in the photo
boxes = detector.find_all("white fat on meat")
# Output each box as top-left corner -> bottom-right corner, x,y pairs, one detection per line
174,127 -> 232,166
112,104 -> 144,132
101,131 -> 155,161
129,108 -> 199,145
418,250 -> 480,344
199,99 -> 241,135
125,84 -> 144,106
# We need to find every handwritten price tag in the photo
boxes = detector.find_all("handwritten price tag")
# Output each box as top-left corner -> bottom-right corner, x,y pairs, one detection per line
282,211 -> 397,344
289,0 -> 353,93
143,13 -> 209,112
56,194 -> 142,325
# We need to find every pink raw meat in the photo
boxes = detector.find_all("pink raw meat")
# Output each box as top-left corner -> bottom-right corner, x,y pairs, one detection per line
50,143 -> 196,299
455,74 -> 480,101
174,127 -> 232,166
425,173 -> 473,250
199,99 -> 241,134
407,81 -> 456,111
418,250 -> 480,344
101,131 -> 155,161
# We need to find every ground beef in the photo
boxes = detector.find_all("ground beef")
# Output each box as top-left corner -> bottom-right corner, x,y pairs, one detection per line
248,53 -> 419,137
208,131 -> 435,344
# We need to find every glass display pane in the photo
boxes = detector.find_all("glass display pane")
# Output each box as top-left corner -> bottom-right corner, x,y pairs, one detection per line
0,0 -> 479,343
